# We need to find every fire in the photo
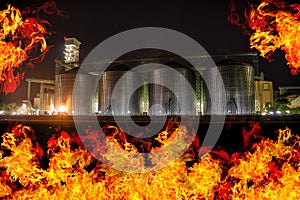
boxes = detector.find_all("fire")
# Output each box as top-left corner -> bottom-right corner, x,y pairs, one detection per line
0,1 -> 66,94
226,127 -> 300,199
0,5 -> 47,94
229,0 -> 300,75
0,122 -> 299,199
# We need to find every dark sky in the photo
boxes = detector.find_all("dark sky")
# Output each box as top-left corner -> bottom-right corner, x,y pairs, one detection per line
0,0 -> 299,104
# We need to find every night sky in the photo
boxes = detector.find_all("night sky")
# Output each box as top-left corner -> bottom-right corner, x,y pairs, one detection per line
0,0 -> 299,104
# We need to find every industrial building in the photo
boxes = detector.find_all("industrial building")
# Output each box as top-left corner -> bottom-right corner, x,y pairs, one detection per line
22,37 -> 264,116
54,37 -> 96,115
26,78 -> 55,115
254,72 -> 274,113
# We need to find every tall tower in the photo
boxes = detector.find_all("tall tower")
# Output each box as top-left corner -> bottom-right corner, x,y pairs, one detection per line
63,37 -> 81,68
55,37 -> 83,114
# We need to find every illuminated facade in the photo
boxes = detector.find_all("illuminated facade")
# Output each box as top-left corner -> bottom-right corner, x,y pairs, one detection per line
254,73 -> 274,113
63,37 -> 81,68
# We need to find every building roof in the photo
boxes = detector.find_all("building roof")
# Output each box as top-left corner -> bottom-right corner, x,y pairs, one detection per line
64,37 -> 81,46
290,96 -> 300,107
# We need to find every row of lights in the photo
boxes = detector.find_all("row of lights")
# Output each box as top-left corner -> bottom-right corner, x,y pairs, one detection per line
261,109 -> 291,116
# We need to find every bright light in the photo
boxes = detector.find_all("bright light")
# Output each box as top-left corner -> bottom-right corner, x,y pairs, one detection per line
58,105 -> 67,113
12,112 -> 17,115
50,104 -> 54,111
276,110 -> 282,115
22,103 -> 26,108
269,111 -> 274,115
196,102 -> 200,106
127,110 -> 131,114
0,110 -> 3,115
262,112 -> 267,116
286,110 -> 291,114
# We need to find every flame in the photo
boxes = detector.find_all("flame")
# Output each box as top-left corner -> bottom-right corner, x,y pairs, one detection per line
229,0 -> 300,75
0,5 -> 48,94
0,122 -> 299,199
225,127 -> 300,199
0,1 -> 66,94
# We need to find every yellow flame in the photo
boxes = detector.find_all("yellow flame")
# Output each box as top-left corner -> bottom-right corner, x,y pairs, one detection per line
0,5 -> 47,94
249,2 -> 300,75
0,124 -> 299,199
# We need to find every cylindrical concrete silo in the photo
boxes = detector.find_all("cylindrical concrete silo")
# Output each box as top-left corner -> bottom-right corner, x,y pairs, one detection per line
205,59 -> 254,115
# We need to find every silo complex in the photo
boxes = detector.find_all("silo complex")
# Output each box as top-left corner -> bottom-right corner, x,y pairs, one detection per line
55,38 -> 255,117
149,63 -> 196,115
55,68 -> 96,115
205,59 -> 254,115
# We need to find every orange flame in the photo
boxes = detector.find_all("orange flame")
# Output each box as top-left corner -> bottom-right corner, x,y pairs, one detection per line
229,0 -> 300,75
0,122 -> 300,199
0,1 -> 66,94
0,5 -> 48,94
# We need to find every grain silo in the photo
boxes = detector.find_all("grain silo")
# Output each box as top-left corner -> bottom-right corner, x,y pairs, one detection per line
98,65 -> 144,115
205,59 -> 254,115
148,62 -> 196,115
55,67 -> 96,115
